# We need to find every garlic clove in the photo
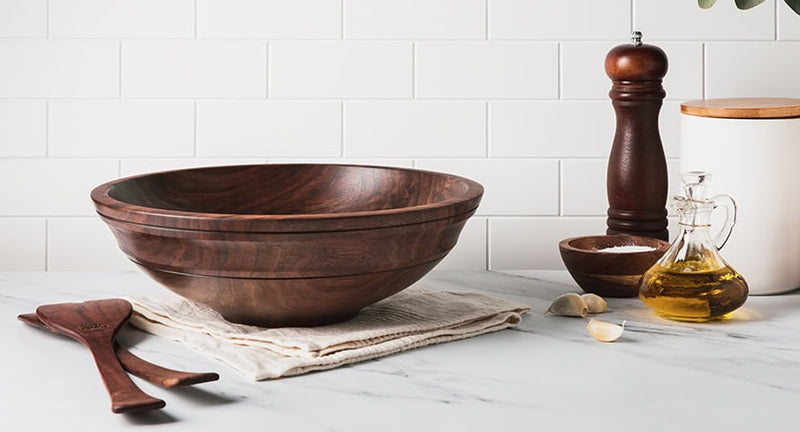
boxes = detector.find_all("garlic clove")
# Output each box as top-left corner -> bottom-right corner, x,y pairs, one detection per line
586,318 -> 625,342
580,293 -> 608,314
546,293 -> 588,318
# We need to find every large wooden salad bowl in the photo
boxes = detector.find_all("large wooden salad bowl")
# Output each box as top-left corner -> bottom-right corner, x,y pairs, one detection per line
91,164 -> 483,327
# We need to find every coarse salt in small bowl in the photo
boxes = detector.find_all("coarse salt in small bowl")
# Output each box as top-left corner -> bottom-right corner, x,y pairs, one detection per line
558,235 -> 670,298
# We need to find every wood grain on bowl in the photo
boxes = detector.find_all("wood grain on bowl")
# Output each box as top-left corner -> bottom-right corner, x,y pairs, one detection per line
559,235 -> 670,298
91,164 -> 483,327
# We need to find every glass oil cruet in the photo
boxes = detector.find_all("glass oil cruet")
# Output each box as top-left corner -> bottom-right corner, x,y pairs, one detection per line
639,171 -> 748,322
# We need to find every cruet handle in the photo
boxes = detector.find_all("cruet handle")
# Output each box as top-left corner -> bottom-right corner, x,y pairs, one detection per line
711,194 -> 737,250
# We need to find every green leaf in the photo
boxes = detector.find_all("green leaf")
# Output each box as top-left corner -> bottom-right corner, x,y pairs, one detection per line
786,0 -> 800,15
698,0 -> 717,8
735,0 -> 766,9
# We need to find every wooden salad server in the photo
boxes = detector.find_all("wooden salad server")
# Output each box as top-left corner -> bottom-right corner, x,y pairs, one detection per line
35,299 -> 166,413
18,312 -> 219,388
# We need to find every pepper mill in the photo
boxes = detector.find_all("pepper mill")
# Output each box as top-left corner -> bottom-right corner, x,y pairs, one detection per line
605,31 -> 669,241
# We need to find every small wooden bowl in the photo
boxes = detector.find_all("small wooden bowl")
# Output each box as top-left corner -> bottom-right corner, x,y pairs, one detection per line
559,235 -> 670,298
91,164 -> 483,327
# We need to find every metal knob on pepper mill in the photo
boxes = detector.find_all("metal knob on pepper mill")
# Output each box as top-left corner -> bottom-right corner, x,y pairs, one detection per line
605,31 -> 669,241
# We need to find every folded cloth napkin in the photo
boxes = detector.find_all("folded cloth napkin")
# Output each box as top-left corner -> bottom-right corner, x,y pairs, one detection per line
127,286 -> 530,381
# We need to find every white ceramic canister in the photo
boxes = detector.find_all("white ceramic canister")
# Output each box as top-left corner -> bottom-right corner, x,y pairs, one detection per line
680,98 -> 800,295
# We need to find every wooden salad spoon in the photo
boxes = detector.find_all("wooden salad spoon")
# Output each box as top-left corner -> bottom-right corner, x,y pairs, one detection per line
18,312 -> 219,388
36,299 -> 166,413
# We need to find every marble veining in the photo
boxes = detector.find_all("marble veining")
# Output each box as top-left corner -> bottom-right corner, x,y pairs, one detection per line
1,270 -> 799,431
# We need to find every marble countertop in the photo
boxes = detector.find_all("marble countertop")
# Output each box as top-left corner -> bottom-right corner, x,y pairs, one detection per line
2,270 -> 799,431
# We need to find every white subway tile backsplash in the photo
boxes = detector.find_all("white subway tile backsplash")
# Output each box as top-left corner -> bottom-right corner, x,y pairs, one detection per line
561,159 -> 607,216
269,42 -> 412,99
706,42 -> 800,98
0,159 -> 118,216
634,0 -> 774,40
560,41 -> 617,100
120,158 -> 266,177
0,2 -> 798,272
658,42 -> 704,101
436,217 -> 487,270
499,98 -> 675,160
49,0 -> 194,39
0,102 -> 46,157
561,42 -> 702,101
199,0 -> 340,39
561,158 -> 682,217
661,101 -> 681,159
345,0 -> 485,40
490,101 -> 613,157
123,41 -> 267,98
490,0 -> 629,40
489,217 -> 606,270
47,217 -> 135,271
416,42 -> 558,99
198,101 -> 340,158
0,218 -> 46,270
414,158 -> 559,216
0,41 -> 118,98
489,99 -> 679,159
779,2 -> 800,40
561,41 -> 700,101
49,101 -> 194,158
0,0 -> 46,38
344,101 -> 485,157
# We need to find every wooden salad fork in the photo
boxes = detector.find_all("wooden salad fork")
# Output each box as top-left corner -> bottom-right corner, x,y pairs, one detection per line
18,312 -> 219,388
35,299 -> 167,413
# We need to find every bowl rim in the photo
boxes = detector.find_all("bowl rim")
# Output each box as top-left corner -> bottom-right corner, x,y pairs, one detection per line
91,163 -> 484,233
559,234 -> 671,255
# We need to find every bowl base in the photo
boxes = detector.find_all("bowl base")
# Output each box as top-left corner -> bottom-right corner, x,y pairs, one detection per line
137,260 -> 442,328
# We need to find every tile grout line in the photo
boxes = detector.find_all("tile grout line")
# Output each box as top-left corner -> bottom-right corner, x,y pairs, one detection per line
194,0 -> 199,40
630,0 -> 635,33
485,0 -> 489,40
775,0 -> 778,41
45,0 -> 50,38
557,42 -> 562,100
340,0 -> 345,39
702,42 -> 707,99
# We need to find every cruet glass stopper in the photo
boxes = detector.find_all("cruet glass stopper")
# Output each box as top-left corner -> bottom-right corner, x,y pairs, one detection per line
680,171 -> 711,201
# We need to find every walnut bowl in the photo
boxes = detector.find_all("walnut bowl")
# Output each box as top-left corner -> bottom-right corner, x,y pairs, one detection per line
91,164 -> 483,327
559,235 -> 670,298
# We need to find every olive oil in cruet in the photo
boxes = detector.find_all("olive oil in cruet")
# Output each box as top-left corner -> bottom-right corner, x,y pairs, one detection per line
639,172 -> 748,322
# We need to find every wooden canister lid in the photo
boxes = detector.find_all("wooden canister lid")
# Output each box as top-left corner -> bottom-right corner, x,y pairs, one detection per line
681,98 -> 800,119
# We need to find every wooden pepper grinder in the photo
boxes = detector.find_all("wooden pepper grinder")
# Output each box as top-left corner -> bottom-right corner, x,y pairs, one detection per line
605,31 -> 669,241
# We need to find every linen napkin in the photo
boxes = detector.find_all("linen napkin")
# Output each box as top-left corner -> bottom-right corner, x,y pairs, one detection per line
126,286 -> 530,381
